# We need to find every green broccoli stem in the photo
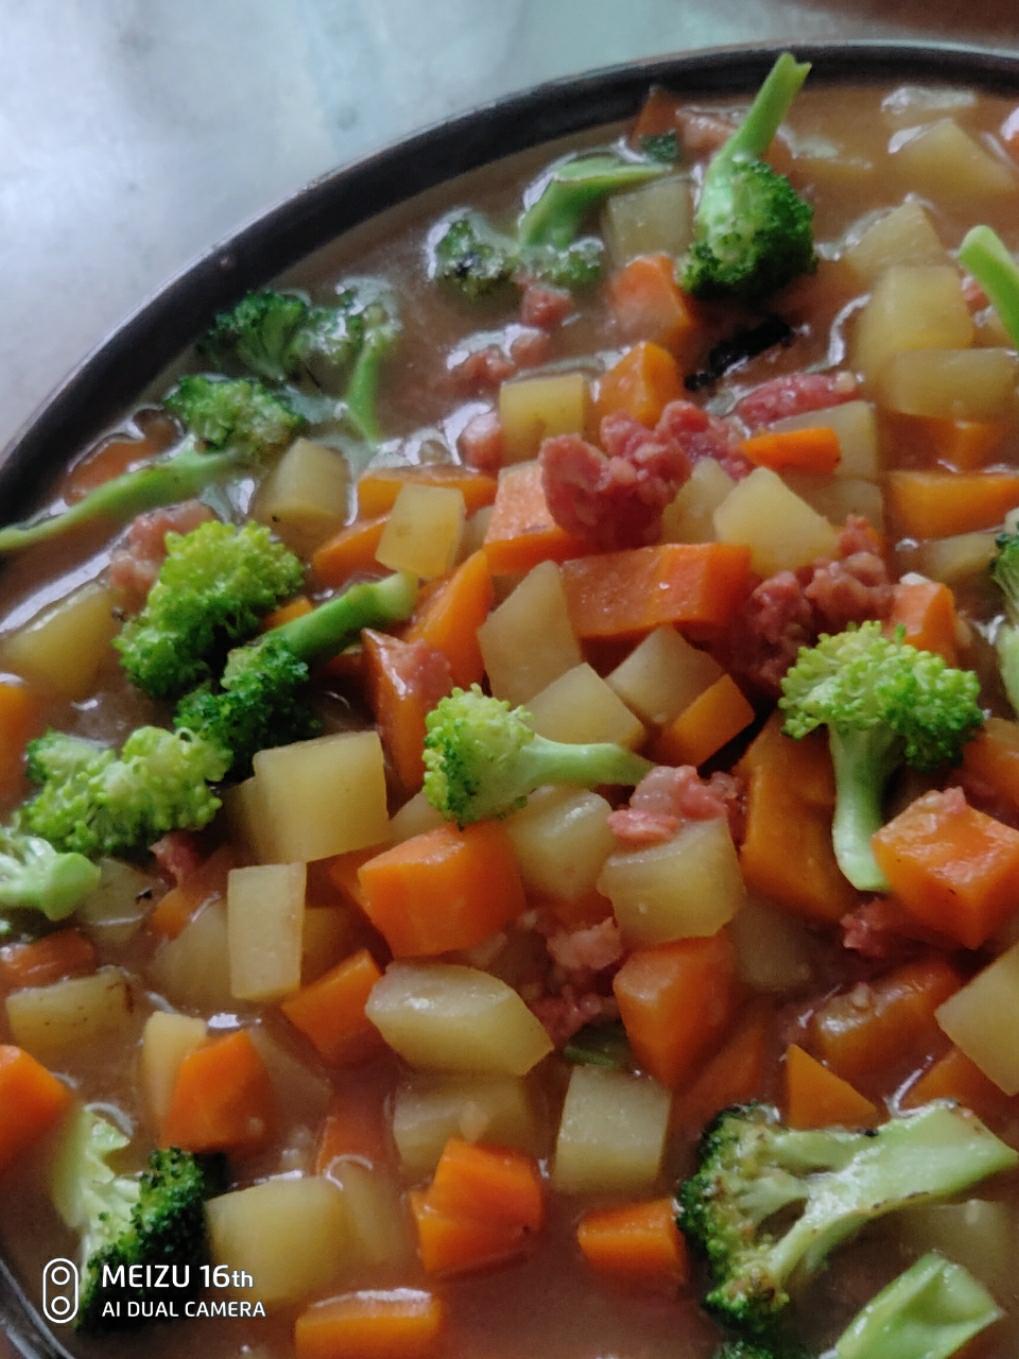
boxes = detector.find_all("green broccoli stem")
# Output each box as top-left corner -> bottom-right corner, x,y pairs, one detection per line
520,735 -> 652,791
828,726 -> 898,892
958,224 -> 1019,347
268,570 -> 419,664
996,624 -> 1019,717
721,51 -> 811,164
343,334 -> 388,443
517,155 -> 666,250
834,1251 -> 1001,1359
0,444 -> 236,553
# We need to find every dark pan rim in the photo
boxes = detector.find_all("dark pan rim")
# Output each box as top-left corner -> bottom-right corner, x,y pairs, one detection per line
3,37 -> 1019,1359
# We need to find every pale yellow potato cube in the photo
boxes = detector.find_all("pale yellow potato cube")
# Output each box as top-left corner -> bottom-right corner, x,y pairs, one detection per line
77,860 -> 155,947
252,438 -> 350,553
553,1067 -> 671,1194
392,1075 -> 540,1177
602,176 -> 693,265
478,560 -> 582,705
770,401 -> 880,481
366,962 -> 553,1075
375,482 -> 465,579
877,349 -> 1018,422
302,906 -> 354,983
6,969 -> 132,1063
937,942 -> 1019,1094
730,899 -> 814,994
844,202 -> 947,284
2,583 -> 118,699
499,373 -> 589,463
207,1177 -> 349,1308
527,663 -> 645,749
223,777 -> 275,864
851,264 -> 973,386
228,864 -> 306,1003
248,1027 -> 333,1130
661,459 -> 735,544
330,1162 -> 412,1269
714,467 -> 839,576
920,532 -> 998,585
598,817 -> 745,944
506,787 -> 615,902
139,1011 -> 207,1127
894,119 -> 1016,203
150,904 -> 233,1013
783,475 -> 885,533
460,505 -> 493,560
389,790 -> 446,844
251,731 -> 389,863
607,626 -> 722,727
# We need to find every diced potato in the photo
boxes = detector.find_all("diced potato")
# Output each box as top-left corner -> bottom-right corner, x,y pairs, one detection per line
844,203 -> 947,284
714,467 -> 838,575
937,941 -> 1019,1093
499,373 -> 589,463
375,483 -> 465,579
897,1199 -> 1014,1297
392,1074 -> 540,1178
460,505 -> 493,560
223,777 -> 276,864
660,459 -> 735,544
783,475 -> 884,533
302,906 -> 354,983
602,175 -> 693,264
228,864 -> 306,1003
730,899 -> 814,994
851,264 -> 973,386
139,1011 -> 206,1127
389,790 -> 445,844
330,1161 -> 412,1268
920,532 -> 999,585
598,817 -> 745,944
769,401 -> 880,481
2,583 -> 118,699
77,859 -> 155,946
251,731 -> 389,863
6,968 -> 132,1063
252,438 -> 350,553
877,349 -> 1018,422
882,84 -> 978,129
553,1067 -> 671,1194
478,561 -> 582,704
150,903 -> 233,1013
506,788 -> 614,902
248,1027 -> 333,1130
607,626 -> 722,726
366,962 -> 553,1075
527,663 -> 645,749
207,1177 -> 349,1308
894,119 -> 1016,203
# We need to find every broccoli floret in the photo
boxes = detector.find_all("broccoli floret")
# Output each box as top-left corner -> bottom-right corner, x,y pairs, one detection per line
0,377 -> 303,554
958,224 -> 1019,348
199,287 -> 369,387
115,520 -> 304,699
989,530 -> 1019,716
0,824 -> 100,922
779,621 -> 983,891
682,52 -> 815,300
639,130 -> 681,164
713,1343 -> 807,1359
422,685 -> 651,826
432,214 -> 517,300
833,1250 -> 1001,1359
23,727 -> 228,858
678,1101 -> 1016,1340
175,571 -> 418,777
50,1106 -> 222,1332
341,290 -> 401,443
562,1020 -> 631,1069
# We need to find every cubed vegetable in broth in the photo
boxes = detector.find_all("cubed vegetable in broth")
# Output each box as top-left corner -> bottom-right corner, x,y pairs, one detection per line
527,663 -> 646,748
877,348 -> 1018,422
392,1075 -> 540,1177
330,1161 -> 412,1269
714,467 -> 839,575
252,438 -> 350,554
149,903 -> 234,1013
851,264 -> 973,386
660,459 -> 735,544
5,968 -> 132,1063
602,176 -> 693,264
607,626 -> 723,727
375,482 -> 465,578
783,474 -> 885,532
227,863 -> 306,1003
894,118 -> 1016,202
499,373 -> 589,463
919,532 -> 999,585
553,1067 -> 671,1194
506,787 -> 615,902
2,583 -> 118,699
769,401 -> 880,481
937,942 -> 1019,1094
729,899 -> 814,993
388,789 -> 446,844
844,202 -> 947,284
302,906 -> 354,983
139,1011 -> 206,1128
477,561 -> 582,705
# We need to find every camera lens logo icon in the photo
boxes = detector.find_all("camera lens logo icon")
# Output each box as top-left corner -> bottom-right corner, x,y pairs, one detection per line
42,1258 -> 79,1325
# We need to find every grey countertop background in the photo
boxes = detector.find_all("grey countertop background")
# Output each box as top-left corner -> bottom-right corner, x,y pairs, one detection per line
2,1 -> 1017,451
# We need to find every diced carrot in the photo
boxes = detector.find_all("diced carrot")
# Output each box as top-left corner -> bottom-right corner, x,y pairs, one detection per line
409,1190 -> 529,1277
887,470 -> 1019,538
261,596 -> 314,631
0,679 -> 42,802
0,1045 -> 72,1173
561,543 -> 751,642
607,254 -> 700,357
632,86 -> 683,143
311,517 -> 388,589
963,717 -> 1019,815
483,461 -> 588,575
736,716 -> 857,925
652,673 -> 755,767
295,1289 -> 446,1359
404,550 -> 494,688
357,823 -> 526,957
362,630 -> 452,793
673,1001 -> 773,1133
161,1030 -> 274,1153
281,949 -> 384,1066
872,789 -> 1019,949
358,466 -> 497,518
812,956 -> 961,1089
887,577 -> 959,664
740,426 -> 841,475
428,1139 -> 543,1232
147,844 -> 235,940
577,1198 -> 688,1290
613,933 -> 739,1089
903,1045 -> 1015,1124
884,413 -> 1008,471
321,849 -> 376,911
314,1083 -> 390,1176
0,930 -> 97,990
595,342 -> 683,428
784,1044 -> 879,1130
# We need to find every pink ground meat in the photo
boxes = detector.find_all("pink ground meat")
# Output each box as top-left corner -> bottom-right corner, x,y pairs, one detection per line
457,409 -> 504,475
447,328 -> 551,394
519,280 -> 573,330
733,371 -> 857,430
150,830 -> 206,884
108,500 -> 214,609
608,766 -> 745,847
